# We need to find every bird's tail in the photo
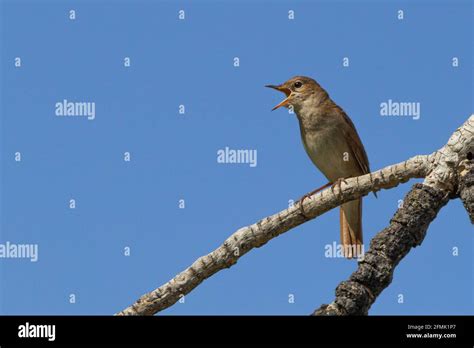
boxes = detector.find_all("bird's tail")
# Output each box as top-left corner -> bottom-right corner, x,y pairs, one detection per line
339,199 -> 364,259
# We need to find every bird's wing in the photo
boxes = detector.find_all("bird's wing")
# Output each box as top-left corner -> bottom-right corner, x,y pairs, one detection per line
339,109 -> 371,175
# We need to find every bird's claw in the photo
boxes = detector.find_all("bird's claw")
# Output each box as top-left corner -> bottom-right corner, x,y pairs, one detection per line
298,193 -> 312,218
330,178 -> 348,198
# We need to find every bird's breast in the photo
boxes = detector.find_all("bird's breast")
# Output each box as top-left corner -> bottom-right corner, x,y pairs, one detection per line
300,126 -> 360,182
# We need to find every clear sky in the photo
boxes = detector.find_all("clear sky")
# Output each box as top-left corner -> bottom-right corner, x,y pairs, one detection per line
0,0 -> 472,315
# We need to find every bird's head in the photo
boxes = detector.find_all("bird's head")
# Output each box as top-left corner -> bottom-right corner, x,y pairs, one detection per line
266,76 -> 326,112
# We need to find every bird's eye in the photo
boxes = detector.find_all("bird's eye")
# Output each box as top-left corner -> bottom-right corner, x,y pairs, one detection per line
294,81 -> 303,88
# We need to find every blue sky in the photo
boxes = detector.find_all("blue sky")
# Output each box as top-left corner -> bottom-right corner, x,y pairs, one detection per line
0,0 -> 472,315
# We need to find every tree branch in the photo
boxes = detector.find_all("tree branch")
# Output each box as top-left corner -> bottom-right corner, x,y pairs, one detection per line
117,115 -> 473,316
312,184 -> 449,315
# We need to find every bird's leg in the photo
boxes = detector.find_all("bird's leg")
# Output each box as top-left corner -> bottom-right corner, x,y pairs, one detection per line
298,178 -> 350,218
298,181 -> 333,218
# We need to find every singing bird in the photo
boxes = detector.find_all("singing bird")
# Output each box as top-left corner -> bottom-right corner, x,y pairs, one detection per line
266,76 -> 372,259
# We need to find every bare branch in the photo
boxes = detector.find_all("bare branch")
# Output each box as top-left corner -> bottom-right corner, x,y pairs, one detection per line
117,115 -> 473,316
116,156 -> 428,315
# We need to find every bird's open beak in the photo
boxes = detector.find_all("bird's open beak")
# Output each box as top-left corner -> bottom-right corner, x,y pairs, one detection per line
265,84 -> 292,111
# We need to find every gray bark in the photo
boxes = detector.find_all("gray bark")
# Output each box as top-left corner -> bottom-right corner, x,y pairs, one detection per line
117,156 -> 430,316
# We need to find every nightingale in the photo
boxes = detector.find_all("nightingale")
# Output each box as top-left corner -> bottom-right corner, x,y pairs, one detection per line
266,76 -> 372,259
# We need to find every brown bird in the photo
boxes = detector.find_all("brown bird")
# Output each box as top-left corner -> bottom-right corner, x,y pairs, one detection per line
266,76 -> 372,259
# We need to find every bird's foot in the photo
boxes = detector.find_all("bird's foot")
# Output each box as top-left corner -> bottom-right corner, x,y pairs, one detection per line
330,177 -> 349,198
298,182 -> 333,218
